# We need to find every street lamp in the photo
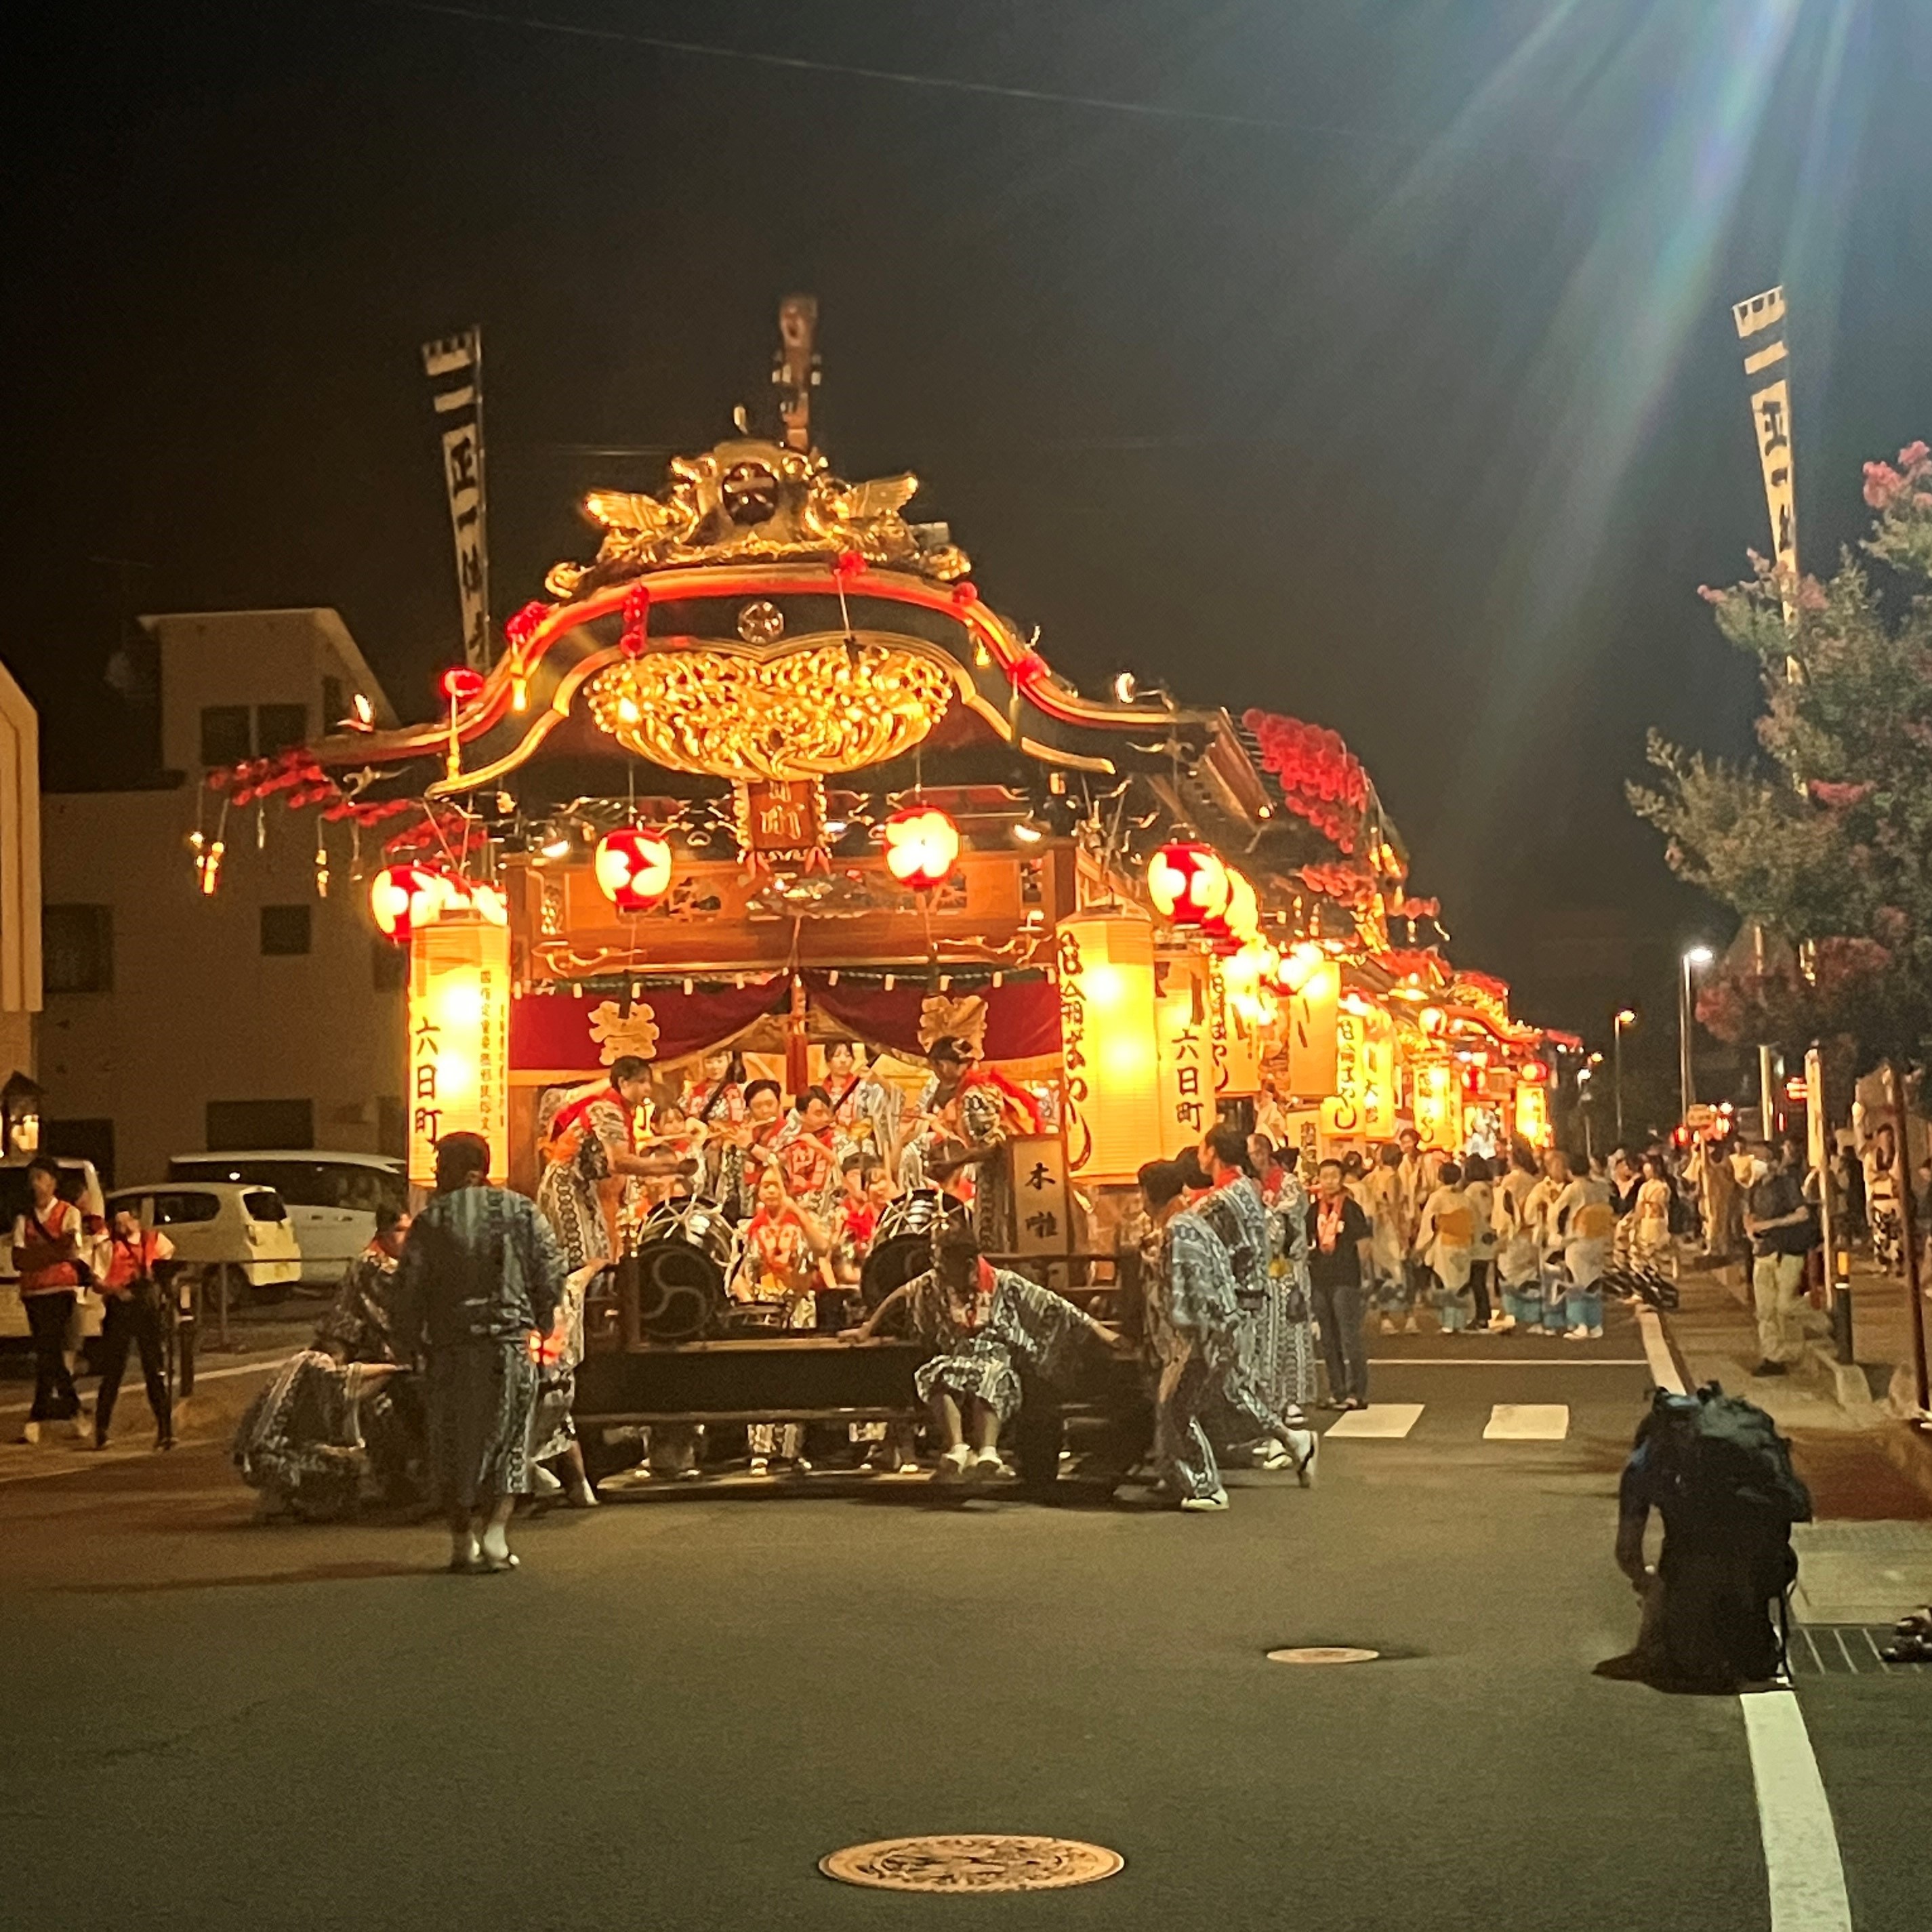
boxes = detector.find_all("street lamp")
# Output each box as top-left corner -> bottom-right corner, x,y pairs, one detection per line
1679,947 -> 1713,1122
1613,1008 -> 1637,1145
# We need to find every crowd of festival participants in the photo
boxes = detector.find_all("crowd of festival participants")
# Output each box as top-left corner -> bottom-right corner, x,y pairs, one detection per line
224,1031 -> 1837,1570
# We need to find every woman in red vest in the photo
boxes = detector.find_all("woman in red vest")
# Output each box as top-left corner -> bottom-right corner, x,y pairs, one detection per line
95,1205 -> 176,1450
10,1157 -> 91,1442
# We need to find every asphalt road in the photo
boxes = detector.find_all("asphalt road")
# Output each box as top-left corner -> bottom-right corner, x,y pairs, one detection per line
1,1314 -> 1926,1931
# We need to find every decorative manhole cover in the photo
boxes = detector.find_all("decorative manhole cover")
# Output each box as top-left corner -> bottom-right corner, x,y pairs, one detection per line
819,1834 -> 1124,1892
1267,1645 -> 1381,1665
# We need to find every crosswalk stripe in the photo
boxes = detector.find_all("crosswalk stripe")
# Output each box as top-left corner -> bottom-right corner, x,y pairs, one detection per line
1482,1403 -> 1570,1441
1322,1402 -> 1423,1439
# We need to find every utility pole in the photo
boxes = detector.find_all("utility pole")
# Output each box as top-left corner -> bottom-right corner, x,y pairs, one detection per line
1614,1007 -> 1635,1145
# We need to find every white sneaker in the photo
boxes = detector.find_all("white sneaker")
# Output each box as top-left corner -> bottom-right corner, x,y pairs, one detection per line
1564,1325 -> 1590,1340
1403,1315 -> 1420,1334
1587,1327 -> 1604,1339
933,1445 -> 971,1482
1179,1492 -> 1231,1513
1379,1316 -> 1399,1336
18,1421 -> 40,1445
969,1447 -> 1008,1480
747,1455 -> 771,1477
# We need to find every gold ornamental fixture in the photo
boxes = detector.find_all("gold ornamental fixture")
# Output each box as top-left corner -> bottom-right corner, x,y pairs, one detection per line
545,435 -> 970,598
585,638 -> 954,781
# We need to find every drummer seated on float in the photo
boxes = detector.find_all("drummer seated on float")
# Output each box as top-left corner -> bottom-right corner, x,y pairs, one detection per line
733,1165 -> 833,1476
846,1212 -> 1131,1484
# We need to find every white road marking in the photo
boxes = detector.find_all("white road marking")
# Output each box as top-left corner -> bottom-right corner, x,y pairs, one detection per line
1645,1303 -> 1852,1932
0,1351 -> 286,1420
1364,1356 -> 1649,1367
1740,1692 -> 1853,1932
1482,1403 -> 1569,1441
1322,1402 -> 1422,1439
1635,1305 -> 1683,1391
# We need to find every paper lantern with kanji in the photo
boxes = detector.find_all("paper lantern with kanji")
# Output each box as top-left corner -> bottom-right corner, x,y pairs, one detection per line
882,806 -> 960,890
1147,842 -> 1229,927
594,828 -> 674,913
369,864 -> 449,945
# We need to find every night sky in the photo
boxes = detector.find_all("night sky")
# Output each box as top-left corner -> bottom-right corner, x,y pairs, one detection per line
7,1 -> 1929,1048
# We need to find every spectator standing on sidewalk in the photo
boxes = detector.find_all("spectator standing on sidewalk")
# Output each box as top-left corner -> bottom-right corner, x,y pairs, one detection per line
1744,1139 -> 1817,1378
10,1157 -> 90,1443
94,1206 -> 176,1451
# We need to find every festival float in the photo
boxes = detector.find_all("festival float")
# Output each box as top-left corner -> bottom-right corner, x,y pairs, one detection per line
198,302 -> 1566,1453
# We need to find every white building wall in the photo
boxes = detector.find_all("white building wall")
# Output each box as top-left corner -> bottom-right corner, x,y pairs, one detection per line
37,610 -> 405,1186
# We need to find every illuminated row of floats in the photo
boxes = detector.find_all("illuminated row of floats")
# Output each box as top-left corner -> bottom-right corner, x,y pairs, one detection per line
197,307 -> 1567,1218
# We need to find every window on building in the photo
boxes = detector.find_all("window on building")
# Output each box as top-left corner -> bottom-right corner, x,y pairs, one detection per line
255,703 -> 308,756
200,706 -> 252,767
371,938 -> 408,993
321,675 -> 345,731
205,1098 -> 315,1150
260,905 -> 312,956
42,905 -> 114,994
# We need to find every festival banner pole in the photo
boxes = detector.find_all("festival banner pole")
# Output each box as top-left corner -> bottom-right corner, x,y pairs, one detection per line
422,326 -> 491,670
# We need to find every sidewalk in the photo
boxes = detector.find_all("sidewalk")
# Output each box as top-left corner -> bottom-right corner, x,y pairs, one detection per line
1664,1258 -> 1932,1517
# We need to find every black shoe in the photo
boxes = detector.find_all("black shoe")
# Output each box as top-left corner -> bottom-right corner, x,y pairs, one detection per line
1752,1359 -> 1789,1378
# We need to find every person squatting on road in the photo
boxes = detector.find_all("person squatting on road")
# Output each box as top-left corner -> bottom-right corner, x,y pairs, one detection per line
1611,1382 -> 1811,1691
392,1131 -> 567,1574
92,1205 -> 176,1452
1138,1157 -> 1315,1510
848,1210 -> 1128,1483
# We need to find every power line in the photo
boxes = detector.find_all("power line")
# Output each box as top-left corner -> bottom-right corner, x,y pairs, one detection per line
371,0 -> 1384,142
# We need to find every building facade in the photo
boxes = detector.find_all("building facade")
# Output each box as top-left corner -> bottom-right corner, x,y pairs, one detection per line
37,609 -> 405,1186
1,657 -> 41,1118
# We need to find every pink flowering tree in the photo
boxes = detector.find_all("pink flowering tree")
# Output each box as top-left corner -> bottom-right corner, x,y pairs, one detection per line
1630,440 -> 1932,1063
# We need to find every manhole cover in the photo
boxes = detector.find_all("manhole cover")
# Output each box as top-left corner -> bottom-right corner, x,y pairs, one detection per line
819,1834 -> 1124,1892
1267,1645 -> 1381,1665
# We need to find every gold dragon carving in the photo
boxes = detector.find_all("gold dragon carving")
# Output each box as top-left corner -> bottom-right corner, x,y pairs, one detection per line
546,436 -> 970,600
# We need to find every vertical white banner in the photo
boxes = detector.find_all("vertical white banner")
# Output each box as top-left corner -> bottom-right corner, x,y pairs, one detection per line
422,329 -> 491,669
1731,287 -> 1797,610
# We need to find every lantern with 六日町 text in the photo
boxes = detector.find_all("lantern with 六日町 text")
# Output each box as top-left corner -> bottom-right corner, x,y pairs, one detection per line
882,806 -> 960,890
594,828 -> 674,913
1147,842 -> 1229,928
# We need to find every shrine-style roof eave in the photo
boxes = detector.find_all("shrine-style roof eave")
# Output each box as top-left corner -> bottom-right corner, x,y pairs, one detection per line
298,560 -> 1243,800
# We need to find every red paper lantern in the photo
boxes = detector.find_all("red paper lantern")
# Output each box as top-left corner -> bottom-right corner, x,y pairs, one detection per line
1147,843 -> 1230,926
594,828 -> 674,913
439,666 -> 485,705
1520,1057 -> 1550,1086
882,806 -> 960,890
369,863 -> 448,944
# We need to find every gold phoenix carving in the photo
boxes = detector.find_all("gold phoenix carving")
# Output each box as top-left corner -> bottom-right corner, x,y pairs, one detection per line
585,640 -> 953,781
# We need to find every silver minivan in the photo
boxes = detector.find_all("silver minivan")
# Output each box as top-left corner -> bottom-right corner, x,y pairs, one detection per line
166,1152 -> 407,1286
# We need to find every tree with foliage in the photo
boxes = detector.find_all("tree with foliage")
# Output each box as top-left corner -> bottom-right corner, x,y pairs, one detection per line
1630,440 -> 1932,1069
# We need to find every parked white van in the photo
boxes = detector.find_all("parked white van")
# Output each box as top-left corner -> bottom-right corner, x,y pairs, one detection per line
165,1152 -> 407,1286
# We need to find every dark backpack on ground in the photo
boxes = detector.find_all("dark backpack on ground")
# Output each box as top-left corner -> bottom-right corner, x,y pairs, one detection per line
1634,1383 -> 1812,1685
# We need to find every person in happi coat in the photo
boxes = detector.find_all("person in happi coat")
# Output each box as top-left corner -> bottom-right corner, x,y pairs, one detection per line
1416,1159 -> 1477,1332
908,1037 -> 1037,1252
718,1077 -> 789,1221
773,1085 -> 854,1218
1248,1138 -> 1317,1422
849,1211 -> 1124,1483
733,1165 -> 832,1474
1140,1158 -> 1312,1510
1365,1143 -> 1410,1334
1193,1123 -> 1304,1473
392,1133 -> 566,1574
314,1205 -> 411,1364
536,1057 -> 688,1271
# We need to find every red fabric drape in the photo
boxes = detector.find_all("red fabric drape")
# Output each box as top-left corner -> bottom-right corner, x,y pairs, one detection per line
509,975 -> 1061,1073
802,974 -> 1061,1063
510,978 -> 788,1072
